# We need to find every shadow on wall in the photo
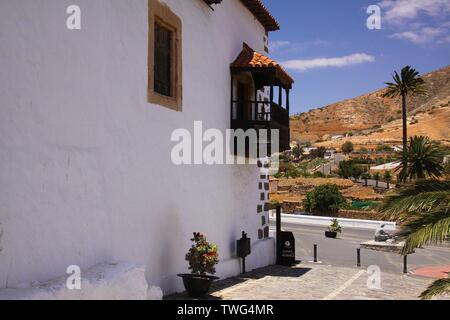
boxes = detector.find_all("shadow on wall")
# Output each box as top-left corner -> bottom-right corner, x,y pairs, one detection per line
145,205 -> 185,295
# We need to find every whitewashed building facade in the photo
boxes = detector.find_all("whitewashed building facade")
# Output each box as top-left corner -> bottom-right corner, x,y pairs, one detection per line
0,0 -> 293,297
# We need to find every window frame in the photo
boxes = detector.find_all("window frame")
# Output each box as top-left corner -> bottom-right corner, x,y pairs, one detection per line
148,0 -> 182,111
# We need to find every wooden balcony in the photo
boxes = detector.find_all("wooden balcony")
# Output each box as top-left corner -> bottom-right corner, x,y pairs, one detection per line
231,100 -> 290,154
230,43 -> 294,156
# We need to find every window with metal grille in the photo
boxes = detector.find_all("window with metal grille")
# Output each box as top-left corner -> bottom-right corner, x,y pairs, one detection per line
154,22 -> 172,97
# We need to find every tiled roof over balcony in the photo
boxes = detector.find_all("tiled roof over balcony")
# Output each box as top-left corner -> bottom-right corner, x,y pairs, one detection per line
231,43 -> 294,86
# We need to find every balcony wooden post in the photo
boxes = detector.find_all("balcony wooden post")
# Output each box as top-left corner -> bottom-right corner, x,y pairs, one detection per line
278,85 -> 283,108
270,85 -> 274,104
286,88 -> 290,114
230,75 -> 234,123
254,86 -> 258,121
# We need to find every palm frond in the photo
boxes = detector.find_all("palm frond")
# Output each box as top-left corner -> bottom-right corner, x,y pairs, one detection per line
382,66 -> 427,99
395,136 -> 446,183
400,213 -> 450,254
380,180 -> 450,217
420,278 -> 450,300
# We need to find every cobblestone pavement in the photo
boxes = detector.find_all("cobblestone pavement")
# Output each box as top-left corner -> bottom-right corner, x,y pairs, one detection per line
167,262 -> 450,300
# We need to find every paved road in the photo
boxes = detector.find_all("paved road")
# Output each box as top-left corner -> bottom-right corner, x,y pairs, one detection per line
270,221 -> 450,274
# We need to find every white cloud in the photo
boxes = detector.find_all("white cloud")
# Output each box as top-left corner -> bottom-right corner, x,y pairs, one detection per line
378,0 -> 450,45
379,0 -> 450,23
269,41 -> 291,52
269,39 -> 332,53
390,26 -> 446,44
282,53 -> 375,72
438,35 -> 450,43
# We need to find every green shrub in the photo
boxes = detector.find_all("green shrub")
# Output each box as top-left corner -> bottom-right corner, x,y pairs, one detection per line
304,184 -> 347,214
341,141 -> 354,154
328,219 -> 342,233
337,160 -> 363,179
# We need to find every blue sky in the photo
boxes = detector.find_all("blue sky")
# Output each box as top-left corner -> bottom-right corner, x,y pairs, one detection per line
264,0 -> 450,115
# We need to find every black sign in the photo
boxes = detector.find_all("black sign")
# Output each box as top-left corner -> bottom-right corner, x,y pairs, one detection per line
279,231 -> 295,266
236,232 -> 251,258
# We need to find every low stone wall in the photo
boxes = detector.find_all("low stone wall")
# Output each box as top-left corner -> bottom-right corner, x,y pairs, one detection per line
282,201 -> 302,214
271,213 -> 396,230
337,209 -> 389,221
280,208 -> 389,222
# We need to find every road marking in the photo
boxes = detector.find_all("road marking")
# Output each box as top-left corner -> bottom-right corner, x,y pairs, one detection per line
322,270 -> 366,300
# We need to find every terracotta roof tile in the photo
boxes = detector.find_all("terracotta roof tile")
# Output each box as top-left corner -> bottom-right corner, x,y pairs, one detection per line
231,43 -> 294,85
239,0 -> 280,31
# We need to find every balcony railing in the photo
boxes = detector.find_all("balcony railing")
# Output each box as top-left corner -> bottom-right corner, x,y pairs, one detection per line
231,100 -> 290,152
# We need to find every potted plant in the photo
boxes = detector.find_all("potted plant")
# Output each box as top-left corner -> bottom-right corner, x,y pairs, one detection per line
178,232 -> 219,298
325,219 -> 342,238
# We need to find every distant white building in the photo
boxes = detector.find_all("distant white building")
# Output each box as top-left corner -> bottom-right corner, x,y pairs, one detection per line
302,147 -> 318,155
332,135 -> 344,140
370,162 -> 401,171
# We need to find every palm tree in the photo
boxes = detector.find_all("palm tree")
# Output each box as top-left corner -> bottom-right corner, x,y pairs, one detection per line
384,171 -> 392,189
373,172 -> 381,188
361,172 -> 370,186
382,66 -> 427,151
396,136 -> 445,183
380,180 -> 450,299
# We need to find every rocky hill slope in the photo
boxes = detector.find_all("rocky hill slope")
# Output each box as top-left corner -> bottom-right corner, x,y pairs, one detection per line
291,65 -> 450,146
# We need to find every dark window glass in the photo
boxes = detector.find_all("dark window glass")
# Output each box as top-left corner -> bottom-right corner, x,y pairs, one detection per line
154,22 -> 172,96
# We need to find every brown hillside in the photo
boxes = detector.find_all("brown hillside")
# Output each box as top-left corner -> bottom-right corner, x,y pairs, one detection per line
291,65 -> 450,145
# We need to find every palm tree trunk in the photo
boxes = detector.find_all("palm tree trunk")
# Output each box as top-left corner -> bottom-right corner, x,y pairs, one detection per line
401,93 -> 408,151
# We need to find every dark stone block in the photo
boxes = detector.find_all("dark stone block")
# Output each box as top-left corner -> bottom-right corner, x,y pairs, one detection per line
259,182 -> 263,190
264,203 -> 269,211
264,183 -> 269,191
260,193 -> 265,201
258,229 -> 263,240
257,205 -> 262,213
257,161 -> 262,168
261,215 -> 266,226
260,175 -> 267,180
264,226 -> 269,238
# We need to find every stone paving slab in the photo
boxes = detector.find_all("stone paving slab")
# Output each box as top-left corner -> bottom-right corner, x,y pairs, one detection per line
166,263 -> 450,300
